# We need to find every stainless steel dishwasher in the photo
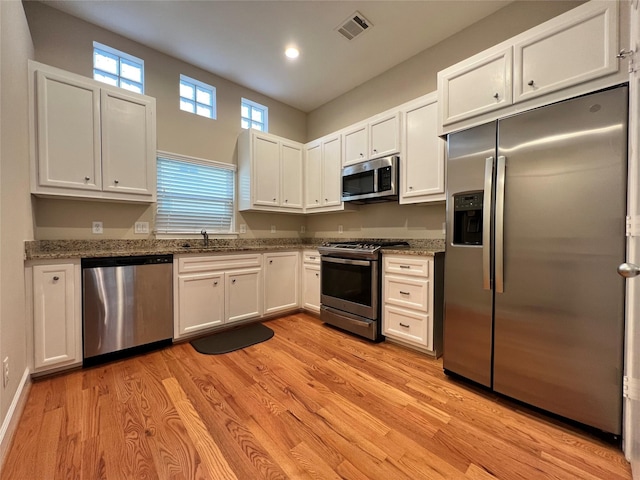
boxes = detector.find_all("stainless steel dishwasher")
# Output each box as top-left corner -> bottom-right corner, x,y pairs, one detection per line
82,254 -> 173,363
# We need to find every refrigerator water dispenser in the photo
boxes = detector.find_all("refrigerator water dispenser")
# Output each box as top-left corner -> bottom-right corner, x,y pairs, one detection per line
453,192 -> 483,245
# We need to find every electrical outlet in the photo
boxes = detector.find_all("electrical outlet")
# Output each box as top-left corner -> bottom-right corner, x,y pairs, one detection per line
270,225 -> 276,233
3,357 -> 9,388
92,221 -> 103,234
300,225 -> 306,234
134,222 -> 149,234
239,224 -> 247,234
338,224 -> 344,234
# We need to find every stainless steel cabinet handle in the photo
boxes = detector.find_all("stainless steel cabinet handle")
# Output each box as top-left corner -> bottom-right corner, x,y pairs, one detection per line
399,265 -> 410,269
213,281 -> 218,286
53,276 -> 59,281
493,93 -> 499,99
114,179 -> 119,184
232,279 -> 236,284
399,323 -> 409,328
84,176 -> 90,181
269,260 -> 273,264
528,80 -> 535,86
399,291 -> 410,295
315,273 -> 319,277
618,263 -> 640,278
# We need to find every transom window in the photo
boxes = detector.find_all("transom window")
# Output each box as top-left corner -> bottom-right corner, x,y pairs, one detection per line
180,74 -> 216,119
241,98 -> 268,132
156,152 -> 235,235
93,41 -> 144,94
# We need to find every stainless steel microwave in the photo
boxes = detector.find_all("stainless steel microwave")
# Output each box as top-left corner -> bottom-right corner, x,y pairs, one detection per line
341,156 -> 399,202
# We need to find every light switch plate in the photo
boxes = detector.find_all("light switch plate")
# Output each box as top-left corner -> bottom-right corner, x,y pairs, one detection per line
92,221 -> 103,234
239,224 -> 247,234
134,222 -> 150,234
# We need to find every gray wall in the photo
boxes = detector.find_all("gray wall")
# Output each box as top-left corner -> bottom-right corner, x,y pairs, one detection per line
304,0 -> 583,240
24,1 -> 308,240
0,0 -> 34,462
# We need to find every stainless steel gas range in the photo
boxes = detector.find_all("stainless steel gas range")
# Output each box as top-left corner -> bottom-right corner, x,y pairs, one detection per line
317,241 -> 409,341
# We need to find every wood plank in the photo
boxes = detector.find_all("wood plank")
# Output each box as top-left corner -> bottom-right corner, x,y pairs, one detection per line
0,314 -> 631,480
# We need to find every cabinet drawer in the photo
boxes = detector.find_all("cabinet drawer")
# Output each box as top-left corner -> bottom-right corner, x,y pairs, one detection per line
178,253 -> 261,274
384,275 -> 429,311
383,305 -> 430,349
303,250 -> 320,264
384,255 -> 431,277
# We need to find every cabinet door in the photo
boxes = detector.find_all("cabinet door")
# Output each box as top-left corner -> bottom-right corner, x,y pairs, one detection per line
35,70 -> 102,191
513,2 -> 618,103
101,89 -> 155,197
253,134 -> 280,206
302,264 -> 321,313
343,124 -> 368,165
369,113 -> 400,158
439,47 -> 512,125
401,97 -> 445,204
322,135 -> 343,207
281,141 -> 303,209
305,142 -> 323,209
226,268 -> 262,323
177,272 -> 224,336
264,252 -> 299,314
33,264 -> 79,369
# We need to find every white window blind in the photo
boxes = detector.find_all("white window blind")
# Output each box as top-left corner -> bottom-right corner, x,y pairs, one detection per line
156,152 -> 235,234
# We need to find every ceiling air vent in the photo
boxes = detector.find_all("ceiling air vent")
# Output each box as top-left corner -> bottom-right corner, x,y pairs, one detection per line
335,11 -> 372,41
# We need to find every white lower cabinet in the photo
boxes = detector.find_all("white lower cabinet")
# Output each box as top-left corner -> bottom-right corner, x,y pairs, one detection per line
177,272 -> 225,335
227,268 -> 262,323
174,253 -> 263,339
264,251 -> 300,315
301,250 -> 321,313
382,253 -> 443,356
30,261 -> 82,373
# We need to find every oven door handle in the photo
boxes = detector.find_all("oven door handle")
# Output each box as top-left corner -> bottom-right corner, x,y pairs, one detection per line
321,256 -> 371,267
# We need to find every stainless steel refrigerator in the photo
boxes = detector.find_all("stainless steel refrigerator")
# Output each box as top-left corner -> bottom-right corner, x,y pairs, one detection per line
443,86 -> 628,435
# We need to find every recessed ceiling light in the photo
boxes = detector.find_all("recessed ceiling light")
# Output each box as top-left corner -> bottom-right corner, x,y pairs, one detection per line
285,47 -> 299,59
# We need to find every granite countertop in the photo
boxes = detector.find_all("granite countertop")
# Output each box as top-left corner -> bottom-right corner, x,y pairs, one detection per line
24,238 -> 445,260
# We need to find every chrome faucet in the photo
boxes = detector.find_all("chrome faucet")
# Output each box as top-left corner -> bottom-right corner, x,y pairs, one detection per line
201,229 -> 209,247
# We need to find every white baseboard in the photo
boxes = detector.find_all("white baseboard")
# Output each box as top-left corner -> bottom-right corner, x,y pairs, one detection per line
0,368 -> 31,471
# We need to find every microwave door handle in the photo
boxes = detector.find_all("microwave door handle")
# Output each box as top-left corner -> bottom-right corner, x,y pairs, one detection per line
373,168 -> 379,193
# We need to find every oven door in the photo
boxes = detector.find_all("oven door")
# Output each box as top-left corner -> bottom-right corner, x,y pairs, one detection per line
320,256 -> 377,319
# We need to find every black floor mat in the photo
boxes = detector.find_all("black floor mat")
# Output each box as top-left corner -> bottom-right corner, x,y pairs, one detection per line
190,322 -> 274,355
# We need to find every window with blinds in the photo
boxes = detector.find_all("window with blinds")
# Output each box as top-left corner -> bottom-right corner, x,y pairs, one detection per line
156,152 -> 235,235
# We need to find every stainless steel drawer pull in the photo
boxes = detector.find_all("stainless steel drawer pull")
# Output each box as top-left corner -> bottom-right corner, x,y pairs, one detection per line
309,256 -> 316,260
315,273 -> 319,277
213,281 -> 218,286
232,279 -> 236,284
399,291 -> 410,295
399,323 -> 410,328
53,276 -> 59,281
399,265 -> 411,269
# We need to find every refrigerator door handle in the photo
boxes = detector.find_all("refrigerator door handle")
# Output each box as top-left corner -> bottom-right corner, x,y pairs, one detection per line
483,157 -> 494,290
495,155 -> 506,293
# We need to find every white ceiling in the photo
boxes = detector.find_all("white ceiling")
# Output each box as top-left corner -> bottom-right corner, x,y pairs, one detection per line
43,0 -> 514,112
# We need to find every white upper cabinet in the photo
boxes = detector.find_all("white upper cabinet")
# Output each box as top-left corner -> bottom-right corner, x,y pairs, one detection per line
30,61 -> 156,202
304,133 -> 344,213
513,1 -> 618,103
343,112 -> 400,166
438,47 -> 512,127
400,93 -> 445,204
101,89 -> 156,197
238,129 -> 304,213
438,0 -> 622,134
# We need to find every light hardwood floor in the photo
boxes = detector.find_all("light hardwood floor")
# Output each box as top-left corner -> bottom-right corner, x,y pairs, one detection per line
1,313 -> 632,479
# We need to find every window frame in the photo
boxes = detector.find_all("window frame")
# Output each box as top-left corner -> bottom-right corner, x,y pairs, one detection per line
155,151 -> 237,238
179,74 -> 217,120
93,41 -> 145,94
241,97 -> 269,132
